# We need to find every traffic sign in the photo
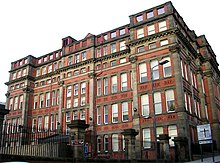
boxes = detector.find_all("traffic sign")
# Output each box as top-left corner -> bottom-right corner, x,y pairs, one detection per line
199,140 -> 212,145
197,124 -> 212,141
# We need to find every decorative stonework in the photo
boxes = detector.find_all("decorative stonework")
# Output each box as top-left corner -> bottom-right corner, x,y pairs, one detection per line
58,80 -> 64,85
5,92 -> 10,98
22,86 -> 33,93
169,44 -> 181,53
88,71 -> 96,78
129,55 -> 137,63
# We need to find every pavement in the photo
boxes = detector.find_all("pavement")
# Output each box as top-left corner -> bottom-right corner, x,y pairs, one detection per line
185,155 -> 220,163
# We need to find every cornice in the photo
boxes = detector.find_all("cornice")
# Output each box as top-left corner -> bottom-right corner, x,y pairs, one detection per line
5,75 -> 35,86
127,27 -> 177,47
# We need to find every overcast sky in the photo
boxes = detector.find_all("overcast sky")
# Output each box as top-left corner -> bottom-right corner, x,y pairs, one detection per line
0,0 -> 219,102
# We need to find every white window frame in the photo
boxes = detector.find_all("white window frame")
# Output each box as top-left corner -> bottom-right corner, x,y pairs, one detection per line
151,60 -> 159,80
143,128 -> 151,149
112,134 -> 119,152
139,63 -> 147,83
168,125 -> 177,146
122,102 -> 129,121
148,24 -> 155,35
137,28 -> 144,39
120,41 -> 126,51
111,76 -> 118,93
165,90 -> 175,112
104,105 -> 108,124
159,21 -> 167,32
97,106 -> 101,125
162,57 -> 171,77
121,73 -> 127,91
154,92 -> 162,114
112,104 -> 118,123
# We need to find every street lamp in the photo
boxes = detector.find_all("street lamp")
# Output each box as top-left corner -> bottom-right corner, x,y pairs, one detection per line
151,60 -> 169,163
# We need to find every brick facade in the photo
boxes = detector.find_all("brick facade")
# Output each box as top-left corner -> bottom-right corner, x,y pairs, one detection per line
4,1 -> 220,160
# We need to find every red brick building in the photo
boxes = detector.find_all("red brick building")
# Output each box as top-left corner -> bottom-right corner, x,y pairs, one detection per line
4,1 -> 220,160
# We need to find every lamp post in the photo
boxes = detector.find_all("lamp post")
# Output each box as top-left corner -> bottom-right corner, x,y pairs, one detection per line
151,60 -> 169,163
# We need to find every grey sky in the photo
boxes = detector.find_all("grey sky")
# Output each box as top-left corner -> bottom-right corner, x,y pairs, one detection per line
0,0 -> 219,102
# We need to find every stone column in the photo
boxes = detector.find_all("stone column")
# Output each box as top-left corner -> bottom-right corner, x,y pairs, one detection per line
129,54 -> 141,159
158,134 -> 170,162
173,137 -> 189,162
58,80 -> 64,133
68,120 -> 89,162
121,129 -> 138,161
169,44 -> 192,160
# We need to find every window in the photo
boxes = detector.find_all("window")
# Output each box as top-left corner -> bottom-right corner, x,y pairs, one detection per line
66,112 -> 70,122
12,72 -> 16,80
54,63 -> 57,71
160,39 -> 168,46
111,32 -> 116,38
67,99 -> 71,108
120,41 -> 126,50
159,21 -> 167,32
50,114 -> 54,131
143,128 -> 151,148
74,70 -> 79,75
148,24 -> 155,35
40,94 -> 44,108
96,64 -> 101,70
120,28 -> 125,35
97,48 -> 101,57
103,62 -> 108,68
52,91 -> 55,106
104,78 -> 108,95
154,92 -> 162,114
157,127 -> 164,139
162,57 -> 171,77
111,76 -> 117,93
149,42 -> 156,49
46,92 -> 50,107
168,125 -> 177,146
103,46 -> 108,56
32,118 -> 37,132
97,106 -> 101,125
74,98 -> 78,107
82,51 -> 86,61
57,89 -> 60,105
121,73 -> 127,91
48,65 -> 52,73
104,34 -> 108,41
74,84 -> 78,95
139,63 -> 147,83
75,54 -> 80,63
188,95 -> 192,113
10,85 -> 14,91
111,43 -> 116,53
67,72 -> 72,77
55,52 -> 59,58
120,58 -> 126,64
104,135 -> 109,152
184,92 -> 188,111
38,59 -> 42,64
42,67 -> 46,75
67,86 -> 72,97
136,15 -> 143,22
137,28 -> 144,38
24,59 -> 28,64
20,83 -> 24,88
97,79 -> 101,96
68,56 -> 72,65
14,96 -> 18,110
141,94 -> 149,117
81,82 -> 86,94
112,134 -> 119,151
44,56 -> 47,62
151,60 -> 159,80
97,136 -> 101,153
205,104 -> 208,120
165,90 -> 175,112
59,61 -> 63,68
73,111 -> 78,120
110,60 -> 116,66
44,115 -> 49,131
112,104 -> 118,123
56,114 -> 59,130
19,95 -> 23,109
80,110 -> 85,120
147,11 -> 154,19
17,71 -> 21,78
201,78 -> 205,94
34,95 -> 38,109
81,96 -> 85,106
9,98 -> 13,110
38,116 -> 42,132
50,54 -> 53,60
122,102 -> 128,121
157,7 -> 165,15
104,105 -> 108,124
22,69 -> 27,76
137,46 -> 145,53
81,67 -> 86,73
12,118 -> 16,133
